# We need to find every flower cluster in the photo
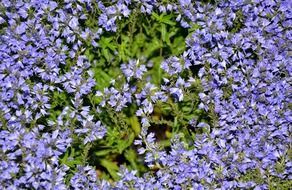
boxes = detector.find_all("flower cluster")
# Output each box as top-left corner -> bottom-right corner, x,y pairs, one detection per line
0,0 -> 291,189
70,165 -> 100,190
184,0 -> 292,183
0,127 -> 71,189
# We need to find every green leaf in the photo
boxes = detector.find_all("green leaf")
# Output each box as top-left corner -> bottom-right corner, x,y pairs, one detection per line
161,24 -> 167,42
188,23 -> 200,33
124,151 -> 139,172
60,150 -> 69,165
117,132 -> 135,153
172,36 -> 186,55
151,12 -> 160,21
129,116 -> 141,135
161,15 -> 176,26
174,117 -> 178,132
150,56 -> 163,85
99,36 -> 117,53
95,149 -> 113,156
60,148 -> 82,168
142,23 -> 150,35
92,68 -> 112,90
144,38 -> 161,56
99,36 -> 113,47
85,48 -> 94,62
100,159 -> 119,180
102,49 -> 111,62
118,44 -> 126,62
161,104 -> 172,115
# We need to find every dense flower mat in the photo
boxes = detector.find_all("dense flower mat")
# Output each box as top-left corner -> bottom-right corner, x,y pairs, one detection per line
0,0 -> 291,189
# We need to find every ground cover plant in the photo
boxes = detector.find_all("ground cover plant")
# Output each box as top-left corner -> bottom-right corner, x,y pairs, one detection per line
0,0 -> 291,189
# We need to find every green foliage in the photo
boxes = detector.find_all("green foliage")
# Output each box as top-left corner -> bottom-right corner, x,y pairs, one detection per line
238,167 -> 292,190
84,10 -> 194,180
60,146 -> 84,185
56,7 -> 207,182
267,176 -> 292,190
239,168 -> 265,185
100,159 -> 120,181
231,10 -> 244,33
84,10 -> 187,83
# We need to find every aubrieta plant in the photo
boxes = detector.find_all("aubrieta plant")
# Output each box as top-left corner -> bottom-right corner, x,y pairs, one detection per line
0,0 -> 291,189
